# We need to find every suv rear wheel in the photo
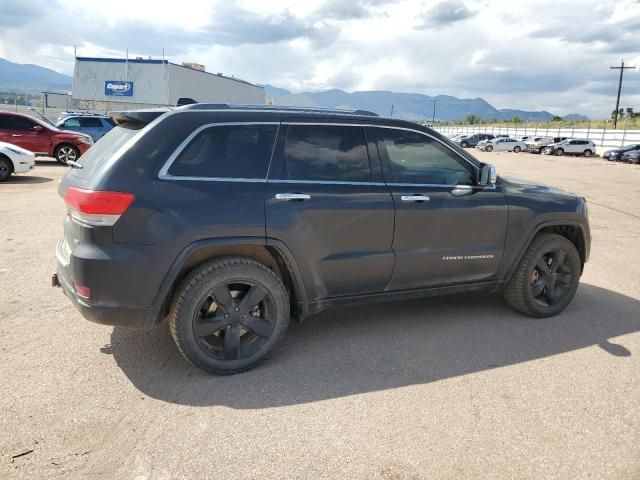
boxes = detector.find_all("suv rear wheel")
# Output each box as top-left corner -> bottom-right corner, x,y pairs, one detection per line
54,144 -> 79,165
503,233 -> 580,317
169,257 -> 290,375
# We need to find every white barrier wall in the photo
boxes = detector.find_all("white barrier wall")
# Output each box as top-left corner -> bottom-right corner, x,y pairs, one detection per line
435,125 -> 640,150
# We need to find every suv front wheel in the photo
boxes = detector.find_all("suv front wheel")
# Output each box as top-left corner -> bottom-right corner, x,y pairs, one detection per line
169,257 -> 290,375
503,233 -> 581,317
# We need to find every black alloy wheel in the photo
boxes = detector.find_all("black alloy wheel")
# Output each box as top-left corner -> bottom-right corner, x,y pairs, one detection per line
169,257 -> 290,374
529,249 -> 574,308
193,282 -> 275,361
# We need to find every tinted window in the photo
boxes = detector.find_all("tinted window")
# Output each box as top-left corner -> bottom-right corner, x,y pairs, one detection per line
281,125 -> 371,182
79,117 -> 103,127
64,118 -> 81,127
168,124 -> 277,178
0,115 -> 36,131
377,128 -> 474,185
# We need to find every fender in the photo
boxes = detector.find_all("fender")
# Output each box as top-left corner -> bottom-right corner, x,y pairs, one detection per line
148,236 -> 309,326
500,218 -> 589,282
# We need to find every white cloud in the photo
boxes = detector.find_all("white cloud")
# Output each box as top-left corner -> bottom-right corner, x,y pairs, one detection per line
0,0 -> 638,117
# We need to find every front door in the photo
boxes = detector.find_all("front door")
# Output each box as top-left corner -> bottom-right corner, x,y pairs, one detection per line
266,123 -> 395,300
3,115 -> 50,154
368,126 -> 508,290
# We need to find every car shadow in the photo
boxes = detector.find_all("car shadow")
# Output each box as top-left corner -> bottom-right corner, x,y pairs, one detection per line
109,283 -> 639,409
3,175 -> 53,184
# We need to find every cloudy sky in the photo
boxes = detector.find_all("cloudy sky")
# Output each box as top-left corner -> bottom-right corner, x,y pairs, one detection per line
1,0 -> 639,117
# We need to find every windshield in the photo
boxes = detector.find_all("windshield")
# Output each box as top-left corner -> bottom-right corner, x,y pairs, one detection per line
32,116 -> 61,132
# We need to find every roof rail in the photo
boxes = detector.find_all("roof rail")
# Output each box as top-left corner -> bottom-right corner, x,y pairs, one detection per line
178,103 -> 379,117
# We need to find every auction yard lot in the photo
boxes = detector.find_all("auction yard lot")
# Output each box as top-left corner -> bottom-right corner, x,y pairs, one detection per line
1,151 -> 640,479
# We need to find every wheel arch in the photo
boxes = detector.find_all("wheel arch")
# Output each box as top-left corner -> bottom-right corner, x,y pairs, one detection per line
152,237 -> 308,326
504,220 -> 589,282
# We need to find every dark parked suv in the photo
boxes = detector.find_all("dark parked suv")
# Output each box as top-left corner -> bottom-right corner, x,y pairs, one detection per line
457,133 -> 494,148
54,104 -> 591,374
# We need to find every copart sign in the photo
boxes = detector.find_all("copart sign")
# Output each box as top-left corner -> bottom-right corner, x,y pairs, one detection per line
104,81 -> 133,97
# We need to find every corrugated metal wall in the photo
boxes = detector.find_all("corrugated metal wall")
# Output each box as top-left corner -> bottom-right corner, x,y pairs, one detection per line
72,58 -> 264,106
73,59 -> 170,104
167,64 -> 264,104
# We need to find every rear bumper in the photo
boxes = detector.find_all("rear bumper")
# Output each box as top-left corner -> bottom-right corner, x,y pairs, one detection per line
55,240 -> 158,329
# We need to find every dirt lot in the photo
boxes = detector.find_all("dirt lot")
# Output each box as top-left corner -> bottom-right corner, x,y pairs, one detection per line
1,152 -> 639,480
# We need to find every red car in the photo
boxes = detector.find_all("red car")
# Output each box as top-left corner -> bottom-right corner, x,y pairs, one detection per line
0,111 -> 93,164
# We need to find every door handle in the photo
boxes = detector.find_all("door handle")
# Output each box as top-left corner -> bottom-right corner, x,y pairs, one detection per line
275,193 -> 311,201
11,134 -> 22,137
400,194 -> 430,202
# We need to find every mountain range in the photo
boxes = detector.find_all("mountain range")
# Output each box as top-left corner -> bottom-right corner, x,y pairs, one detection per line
0,57 -> 588,121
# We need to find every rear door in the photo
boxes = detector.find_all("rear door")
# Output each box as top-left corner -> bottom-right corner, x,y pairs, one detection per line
370,126 -> 508,290
78,117 -> 105,140
266,122 -> 395,300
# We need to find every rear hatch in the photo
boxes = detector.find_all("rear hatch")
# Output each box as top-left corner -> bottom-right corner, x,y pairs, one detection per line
57,109 -> 168,280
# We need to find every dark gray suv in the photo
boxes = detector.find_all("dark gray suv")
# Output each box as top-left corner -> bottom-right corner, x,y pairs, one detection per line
54,104 -> 590,374
457,133 -> 495,148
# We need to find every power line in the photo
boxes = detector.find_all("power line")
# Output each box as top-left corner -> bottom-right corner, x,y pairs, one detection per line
610,60 -> 636,129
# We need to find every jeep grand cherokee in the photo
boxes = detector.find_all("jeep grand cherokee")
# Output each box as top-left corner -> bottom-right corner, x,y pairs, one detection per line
53,104 -> 590,374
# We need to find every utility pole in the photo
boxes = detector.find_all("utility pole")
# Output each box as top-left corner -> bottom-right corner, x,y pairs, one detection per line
390,104 -> 394,118
431,99 -> 438,123
610,60 -> 636,129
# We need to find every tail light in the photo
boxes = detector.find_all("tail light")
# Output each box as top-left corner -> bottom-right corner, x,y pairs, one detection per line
64,187 -> 134,226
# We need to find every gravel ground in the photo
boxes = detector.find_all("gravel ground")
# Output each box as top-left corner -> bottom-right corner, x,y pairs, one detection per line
1,152 -> 639,480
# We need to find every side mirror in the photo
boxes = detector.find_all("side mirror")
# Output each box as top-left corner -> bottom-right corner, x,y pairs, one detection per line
32,125 -> 44,132
479,163 -> 497,186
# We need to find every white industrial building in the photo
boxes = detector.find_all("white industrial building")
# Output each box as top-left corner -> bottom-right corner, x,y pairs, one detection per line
72,57 -> 264,107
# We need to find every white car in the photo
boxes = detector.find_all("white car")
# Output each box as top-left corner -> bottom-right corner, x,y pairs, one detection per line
0,142 -> 36,182
479,137 -> 526,153
543,139 -> 596,157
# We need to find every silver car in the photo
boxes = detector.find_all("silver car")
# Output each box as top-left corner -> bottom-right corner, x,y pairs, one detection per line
478,137 -> 526,153
543,139 -> 596,157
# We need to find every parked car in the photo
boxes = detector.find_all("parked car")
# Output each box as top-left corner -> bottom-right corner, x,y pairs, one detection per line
543,139 -> 596,157
0,141 -> 36,182
56,115 -> 115,142
602,144 -> 640,161
53,104 -> 590,375
518,136 -> 530,142
457,133 -> 494,148
478,137 -> 526,152
621,150 -> 640,164
526,136 -> 569,154
56,111 -> 103,124
0,112 -> 93,164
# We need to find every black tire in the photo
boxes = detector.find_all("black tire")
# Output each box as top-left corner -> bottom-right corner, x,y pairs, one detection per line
0,156 -> 13,182
461,142 -> 468,148
169,257 -> 290,375
54,144 -> 79,165
555,148 -> 564,156
513,146 -> 521,153
485,145 -> 493,152
583,149 -> 592,157
503,233 -> 581,318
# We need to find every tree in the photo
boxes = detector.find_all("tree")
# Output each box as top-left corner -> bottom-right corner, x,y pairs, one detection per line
626,107 -> 635,117
464,114 -> 481,125
551,115 -> 563,122
618,108 -> 625,118
511,115 -> 524,124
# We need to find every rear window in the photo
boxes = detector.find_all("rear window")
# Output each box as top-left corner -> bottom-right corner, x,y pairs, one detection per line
168,124 -> 278,179
76,125 -> 139,177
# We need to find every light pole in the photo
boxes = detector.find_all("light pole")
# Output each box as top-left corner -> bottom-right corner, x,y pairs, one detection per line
431,99 -> 438,123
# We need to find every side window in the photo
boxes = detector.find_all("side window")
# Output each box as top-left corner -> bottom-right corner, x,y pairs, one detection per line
64,118 -> 81,127
279,125 -> 371,182
167,124 -> 278,178
376,128 -> 474,185
5,116 -> 36,131
79,117 -> 103,128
